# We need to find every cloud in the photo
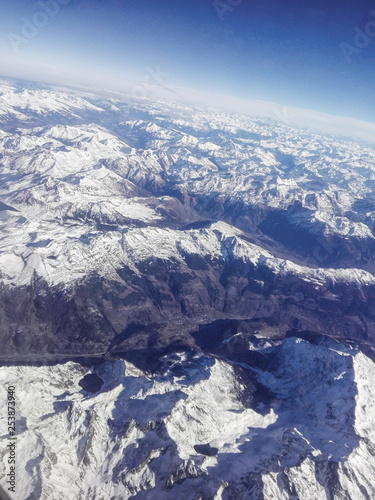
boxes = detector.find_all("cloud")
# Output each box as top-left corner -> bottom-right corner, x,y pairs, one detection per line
150,84 -> 375,145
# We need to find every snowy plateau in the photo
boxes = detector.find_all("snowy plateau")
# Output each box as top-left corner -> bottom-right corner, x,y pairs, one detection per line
0,78 -> 375,499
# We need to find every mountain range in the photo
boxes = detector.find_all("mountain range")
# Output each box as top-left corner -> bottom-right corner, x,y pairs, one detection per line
0,77 -> 375,499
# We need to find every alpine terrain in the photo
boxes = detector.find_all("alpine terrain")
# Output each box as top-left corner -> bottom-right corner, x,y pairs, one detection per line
0,77 -> 375,499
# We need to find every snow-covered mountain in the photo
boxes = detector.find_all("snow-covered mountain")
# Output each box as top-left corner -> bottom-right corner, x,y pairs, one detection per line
1,337 -> 375,499
0,77 -> 375,499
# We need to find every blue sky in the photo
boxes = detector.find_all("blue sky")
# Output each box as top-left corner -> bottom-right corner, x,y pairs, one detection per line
0,0 -> 374,122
